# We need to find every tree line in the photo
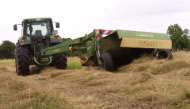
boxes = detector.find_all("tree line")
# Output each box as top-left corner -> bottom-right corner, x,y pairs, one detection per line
1,24 -> 189,59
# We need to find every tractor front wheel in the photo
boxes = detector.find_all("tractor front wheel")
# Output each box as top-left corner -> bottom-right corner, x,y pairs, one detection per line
53,53 -> 67,69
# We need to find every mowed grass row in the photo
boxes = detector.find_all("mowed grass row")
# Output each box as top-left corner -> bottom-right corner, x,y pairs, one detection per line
0,57 -> 82,109
0,67 -> 73,109
0,52 -> 190,108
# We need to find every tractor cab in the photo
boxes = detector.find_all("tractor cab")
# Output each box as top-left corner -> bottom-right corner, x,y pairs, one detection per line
23,19 -> 53,37
14,18 -> 61,45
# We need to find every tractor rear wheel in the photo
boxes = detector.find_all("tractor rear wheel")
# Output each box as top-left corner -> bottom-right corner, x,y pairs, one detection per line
101,52 -> 114,71
157,50 -> 173,60
15,45 -> 30,75
53,53 -> 67,69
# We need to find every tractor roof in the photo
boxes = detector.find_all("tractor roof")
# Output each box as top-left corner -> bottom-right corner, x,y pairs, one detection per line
22,18 -> 52,23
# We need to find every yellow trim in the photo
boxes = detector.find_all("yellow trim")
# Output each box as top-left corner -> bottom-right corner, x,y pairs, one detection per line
120,38 -> 172,49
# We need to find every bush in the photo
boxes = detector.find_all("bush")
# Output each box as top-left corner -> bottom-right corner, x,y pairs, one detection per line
0,40 -> 15,59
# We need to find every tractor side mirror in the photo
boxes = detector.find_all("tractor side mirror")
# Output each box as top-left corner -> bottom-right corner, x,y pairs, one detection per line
13,25 -> 17,31
56,22 -> 60,28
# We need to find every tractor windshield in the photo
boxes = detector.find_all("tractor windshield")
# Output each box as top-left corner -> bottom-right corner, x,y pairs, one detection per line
26,21 -> 51,36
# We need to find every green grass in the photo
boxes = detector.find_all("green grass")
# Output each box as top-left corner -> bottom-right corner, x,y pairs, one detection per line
67,63 -> 84,69
0,60 -> 15,66
0,59 -> 83,69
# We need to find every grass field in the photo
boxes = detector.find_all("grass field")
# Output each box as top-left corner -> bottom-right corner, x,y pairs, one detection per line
0,52 -> 190,109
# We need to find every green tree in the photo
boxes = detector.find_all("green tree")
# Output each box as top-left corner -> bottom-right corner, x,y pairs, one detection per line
167,24 -> 190,50
0,40 -> 15,59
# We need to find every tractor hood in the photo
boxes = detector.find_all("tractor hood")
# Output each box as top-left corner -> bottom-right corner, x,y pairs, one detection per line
113,30 -> 172,49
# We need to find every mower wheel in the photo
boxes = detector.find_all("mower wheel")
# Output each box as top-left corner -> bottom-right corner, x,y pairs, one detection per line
101,52 -> 114,71
157,50 -> 173,60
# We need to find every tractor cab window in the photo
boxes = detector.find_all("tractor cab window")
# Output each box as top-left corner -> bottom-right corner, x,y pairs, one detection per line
26,21 -> 51,36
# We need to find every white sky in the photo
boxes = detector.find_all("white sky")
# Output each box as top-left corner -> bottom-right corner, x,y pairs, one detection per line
0,0 -> 190,43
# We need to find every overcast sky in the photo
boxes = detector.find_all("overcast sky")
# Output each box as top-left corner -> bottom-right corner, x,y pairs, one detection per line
0,0 -> 190,43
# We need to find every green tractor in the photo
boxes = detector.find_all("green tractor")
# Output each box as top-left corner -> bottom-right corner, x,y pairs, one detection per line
14,18 -> 173,75
14,18 -> 67,75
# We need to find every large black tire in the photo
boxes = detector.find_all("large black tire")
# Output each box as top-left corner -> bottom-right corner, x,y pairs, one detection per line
157,50 -> 173,60
15,45 -> 30,75
53,53 -> 67,69
101,52 -> 114,71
